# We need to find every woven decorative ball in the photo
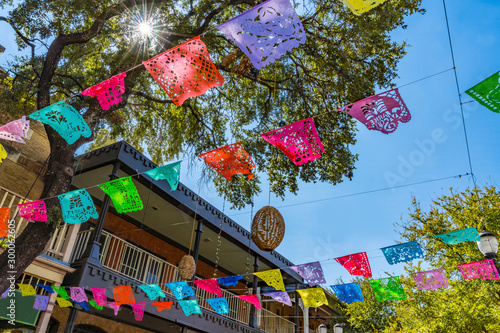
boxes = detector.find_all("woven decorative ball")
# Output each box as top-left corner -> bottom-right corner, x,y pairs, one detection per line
178,254 -> 196,280
251,206 -> 285,252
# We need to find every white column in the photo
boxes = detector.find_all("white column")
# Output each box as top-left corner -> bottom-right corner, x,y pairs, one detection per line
35,283 -> 60,333
303,305 -> 309,333
61,224 -> 81,262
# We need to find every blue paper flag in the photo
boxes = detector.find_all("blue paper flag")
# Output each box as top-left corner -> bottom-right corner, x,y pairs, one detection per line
218,275 -> 243,287
165,282 -> 194,300
178,299 -> 202,316
58,189 -> 99,224
381,241 -> 424,265
145,161 -> 182,191
34,295 -> 50,311
434,228 -> 480,245
139,284 -> 166,301
29,101 -> 92,145
206,297 -> 229,314
34,284 -> 55,294
331,282 -> 363,304
76,301 -> 90,311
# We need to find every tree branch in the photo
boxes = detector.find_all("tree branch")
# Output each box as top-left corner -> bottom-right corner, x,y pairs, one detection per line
130,90 -> 173,104
0,16 -> 36,60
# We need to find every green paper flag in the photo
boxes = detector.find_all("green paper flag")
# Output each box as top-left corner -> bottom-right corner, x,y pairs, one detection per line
52,286 -> 71,300
369,276 -> 405,301
145,161 -> 182,191
98,177 -> 143,213
465,70 -> 500,113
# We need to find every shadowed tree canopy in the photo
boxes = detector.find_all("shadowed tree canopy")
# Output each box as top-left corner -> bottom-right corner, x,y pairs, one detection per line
0,0 -> 423,290
343,186 -> 500,332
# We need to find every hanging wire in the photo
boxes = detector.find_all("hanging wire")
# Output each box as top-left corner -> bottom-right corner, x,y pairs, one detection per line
188,194 -> 200,256
245,200 -> 255,295
213,185 -> 228,278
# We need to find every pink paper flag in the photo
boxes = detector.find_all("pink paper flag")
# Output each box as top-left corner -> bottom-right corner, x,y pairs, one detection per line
457,259 -> 499,280
335,252 -> 372,278
412,269 -> 449,290
132,302 -> 146,321
70,287 -> 88,303
18,200 -> 47,222
261,118 -> 324,166
91,287 -> 107,306
339,88 -> 411,134
81,73 -> 127,111
108,302 -> 120,315
238,294 -> 261,309
0,116 -> 30,143
193,279 -> 223,297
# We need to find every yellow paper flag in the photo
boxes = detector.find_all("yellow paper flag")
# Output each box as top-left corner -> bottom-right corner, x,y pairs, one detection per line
56,297 -> 73,308
342,0 -> 388,15
296,287 -> 328,308
17,284 -> 36,296
254,269 -> 285,292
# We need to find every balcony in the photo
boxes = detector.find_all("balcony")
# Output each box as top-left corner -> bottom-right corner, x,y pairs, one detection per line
69,229 -> 296,333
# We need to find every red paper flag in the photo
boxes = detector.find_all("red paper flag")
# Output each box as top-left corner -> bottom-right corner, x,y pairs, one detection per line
152,301 -> 174,312
142,36 -> 224,106
193,279 -> 223,297
335,252 -> 372,278
0,207 -> 11,238
199,142 -> 255,181
113,286 -> 135,306
238,294 -> 261,309
81,73 -> 127,111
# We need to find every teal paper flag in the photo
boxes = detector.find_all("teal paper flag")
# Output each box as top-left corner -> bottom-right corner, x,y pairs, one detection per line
165,282 -> 193,300
138,284 -> 165,301
178,299 -> 202,316
58,189 -> 99,224
466,70 -> 500,113
145,161 -> 181,191
434,228 -> 480,245
206,297 -> 229,314
29,101 -> 92,144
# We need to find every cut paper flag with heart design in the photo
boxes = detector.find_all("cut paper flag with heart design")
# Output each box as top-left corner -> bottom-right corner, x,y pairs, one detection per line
89,300 -> 104,310
18,200 -> 47,222
412,268 -> 449,291
132,302 -> 146,321
178,300 -> 203,316
53,286 -> 70,300
58,189 -> 99,224
218,275 -> 243,287
18,284 -> 36,296
434,228 -> 480,245
341,0 -> 389,15
217,0 -> 306,69
381,241 -> 424,265
263,291 -> 292,306
0,116 -> 30,143
108,302 -> 120,315
254,269 -> 285,291
457,259 -> 499,280
139,284 -> 166,301
0,207 -> 10,238
289,261 -> 326,287
98,177 -> 143,213
0,144 -> 6,165
29,101 -> 92,145
261,118 -> 324,166
206,297 -> 229,314
199,142 -> 256,181
331,282 -> 363,304
70,287 -> 88,303
465,70 -> 500,113
91,287 -> 107,306
369,276 -> 405,301
34,295 -> 50,311
145,161 -> 182,191
193,279 -> 223,297
143,36 -> 224,106
296,287 -> 328,308
152,301 -> 173,312
339,88 -> 411,134
238,294 -> 261,309
113,286 -> 136,306
81,73 -> 127,111
335,252 -> 372,278
165,282 -> 194,300
56,297 -> 73,308
35,284 -> 55,294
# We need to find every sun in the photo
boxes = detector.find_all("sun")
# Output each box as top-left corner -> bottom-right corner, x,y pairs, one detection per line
138,22 -> 152,37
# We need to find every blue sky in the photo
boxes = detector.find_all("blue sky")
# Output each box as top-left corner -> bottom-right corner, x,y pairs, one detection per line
1,0 -> 499,285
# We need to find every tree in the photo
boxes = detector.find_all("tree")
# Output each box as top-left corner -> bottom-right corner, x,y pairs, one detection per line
344,186 -> 500,332
0,0 -> 423,291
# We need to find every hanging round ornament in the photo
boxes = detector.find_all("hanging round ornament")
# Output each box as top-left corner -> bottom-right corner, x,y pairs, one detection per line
178,254 -> 196,280
251,206 -> 285,252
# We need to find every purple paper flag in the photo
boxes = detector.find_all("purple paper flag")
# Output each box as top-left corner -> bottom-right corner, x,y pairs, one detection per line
108,302 -> 120,315
34,295 -> 50,311
70,287 -> 88,303
289,262 -> 326,286
263,291 -> 292,306
412,269 -> 449,291
217,0 -> 306,69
